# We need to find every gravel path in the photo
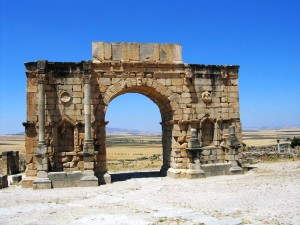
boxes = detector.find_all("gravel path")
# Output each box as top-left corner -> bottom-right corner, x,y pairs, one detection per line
1,161 -> 299,225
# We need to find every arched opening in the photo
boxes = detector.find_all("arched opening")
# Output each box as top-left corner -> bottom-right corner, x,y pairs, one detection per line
94,80 -> 175,182
105,93 -> 163,176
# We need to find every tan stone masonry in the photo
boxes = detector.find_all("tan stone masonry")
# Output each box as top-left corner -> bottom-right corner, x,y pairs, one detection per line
23,42 -> 243,188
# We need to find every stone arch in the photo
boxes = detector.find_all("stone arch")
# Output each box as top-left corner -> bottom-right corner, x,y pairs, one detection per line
23,42 -> 243,188
96,78 -> 177,175
103,78 -> 178,115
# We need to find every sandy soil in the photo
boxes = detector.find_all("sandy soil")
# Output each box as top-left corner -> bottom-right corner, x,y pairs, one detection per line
1,161 -> 300,225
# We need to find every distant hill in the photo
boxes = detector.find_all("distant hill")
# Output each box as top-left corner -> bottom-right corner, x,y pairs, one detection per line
106,127 -> 161,135
243,125 -> 300,131
5,132 -> 25,135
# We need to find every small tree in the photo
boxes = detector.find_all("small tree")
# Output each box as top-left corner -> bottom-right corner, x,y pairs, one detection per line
291,137 -> 300,148
242,142 -> 247,151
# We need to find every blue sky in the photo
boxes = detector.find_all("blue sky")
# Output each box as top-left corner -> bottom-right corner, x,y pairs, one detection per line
0,0 -> 299,134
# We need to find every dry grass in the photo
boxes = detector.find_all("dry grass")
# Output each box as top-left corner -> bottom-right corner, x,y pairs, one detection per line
243,128 -> 300,146
1,127 -> 299,170
0,135 -> 25,155
106,143 -> 163,171
107,159 -> 162,171
107,144 -> 162,160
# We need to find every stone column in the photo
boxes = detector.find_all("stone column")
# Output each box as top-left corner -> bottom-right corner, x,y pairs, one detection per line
277,139 -> 281,153
185,128 -> 205,179
227,124 -> 243,175
81,61 -> 98,186
83,75 -> 93,150
213,121 -> 220,146
38,76 -> 46,146
33,60 -> 51,189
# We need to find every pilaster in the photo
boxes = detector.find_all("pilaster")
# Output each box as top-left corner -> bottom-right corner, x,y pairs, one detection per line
34,60 -> 52,189
81,61 -> 98,186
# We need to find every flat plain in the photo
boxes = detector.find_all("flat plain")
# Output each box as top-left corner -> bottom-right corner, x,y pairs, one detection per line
1,128 -> 300,153
242,128 -> 300,146
0,135 -> 25,155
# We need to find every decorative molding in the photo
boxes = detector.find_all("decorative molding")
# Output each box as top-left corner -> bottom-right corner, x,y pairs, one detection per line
201,91 -> 212,103
60,91 -> 72,103
37,60 -> 47,74
37,73 -> 46,84
137,78 -> 142,86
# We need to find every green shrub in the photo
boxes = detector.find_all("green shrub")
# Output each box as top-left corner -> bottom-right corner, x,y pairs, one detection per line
291,137 -> 300,148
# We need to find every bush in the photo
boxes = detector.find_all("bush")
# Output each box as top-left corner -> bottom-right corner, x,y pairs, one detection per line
291,137 -> 300,148
150,154 -> 161,160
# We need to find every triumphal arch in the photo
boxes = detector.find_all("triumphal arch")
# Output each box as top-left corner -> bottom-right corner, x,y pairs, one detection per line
23,42 -> 243,189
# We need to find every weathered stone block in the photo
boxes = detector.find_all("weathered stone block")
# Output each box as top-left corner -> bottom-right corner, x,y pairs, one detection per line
21,177 -> 34,188
33,178 -> 52,189
159,44 -> 182,62
11,174 -> 22,185
0,175 -> 8,189
167,168 -> 181,178
186,169 -> 206,179
201,163 -> 232,177
84,162 -> 94,170
25,169 -> 37,177
140,44 -> 160,62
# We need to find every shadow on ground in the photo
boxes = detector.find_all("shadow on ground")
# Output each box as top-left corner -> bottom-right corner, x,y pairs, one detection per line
109,170 -> 165,182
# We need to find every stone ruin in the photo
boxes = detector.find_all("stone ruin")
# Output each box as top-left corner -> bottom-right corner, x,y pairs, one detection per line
22,42 -> 243,189
0,151 -> 20,189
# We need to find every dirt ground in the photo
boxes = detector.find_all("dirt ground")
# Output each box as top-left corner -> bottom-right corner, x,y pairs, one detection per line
0,161 -> 299,225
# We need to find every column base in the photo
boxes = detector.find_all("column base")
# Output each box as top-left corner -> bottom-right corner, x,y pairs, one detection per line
21,177 -> 35,188
186,169 -> 206,179
167,168 -> 186,178
33,178 -> 52,189
83,141 -> 94,156
80,170 -> 98,187
36,143 -> 47,155
103,173 -> 111,184
229,166 -> 244,175
33,171 -> 51,189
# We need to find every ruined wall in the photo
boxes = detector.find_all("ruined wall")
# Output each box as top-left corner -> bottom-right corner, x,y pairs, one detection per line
0,151 -> 19,175
23,42 -> 242,183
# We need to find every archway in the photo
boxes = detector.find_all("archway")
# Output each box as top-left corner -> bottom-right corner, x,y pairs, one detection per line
94,79 -> 176,181
105,93 -> 163,174
23,43 -> 243,189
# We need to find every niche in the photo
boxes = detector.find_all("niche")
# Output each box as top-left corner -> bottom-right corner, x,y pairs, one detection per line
57,119 -> 74,152
201,119 -> 214,146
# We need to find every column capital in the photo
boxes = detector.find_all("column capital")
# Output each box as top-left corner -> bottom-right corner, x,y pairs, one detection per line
82,74 -> 91,84
82,60 -> 91,74
37,73 -> 46,84
82,61 -> 92,84
37,60 -> 48,74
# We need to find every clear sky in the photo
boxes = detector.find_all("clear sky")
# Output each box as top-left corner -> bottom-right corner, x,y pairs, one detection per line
0,0 -> 299,134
